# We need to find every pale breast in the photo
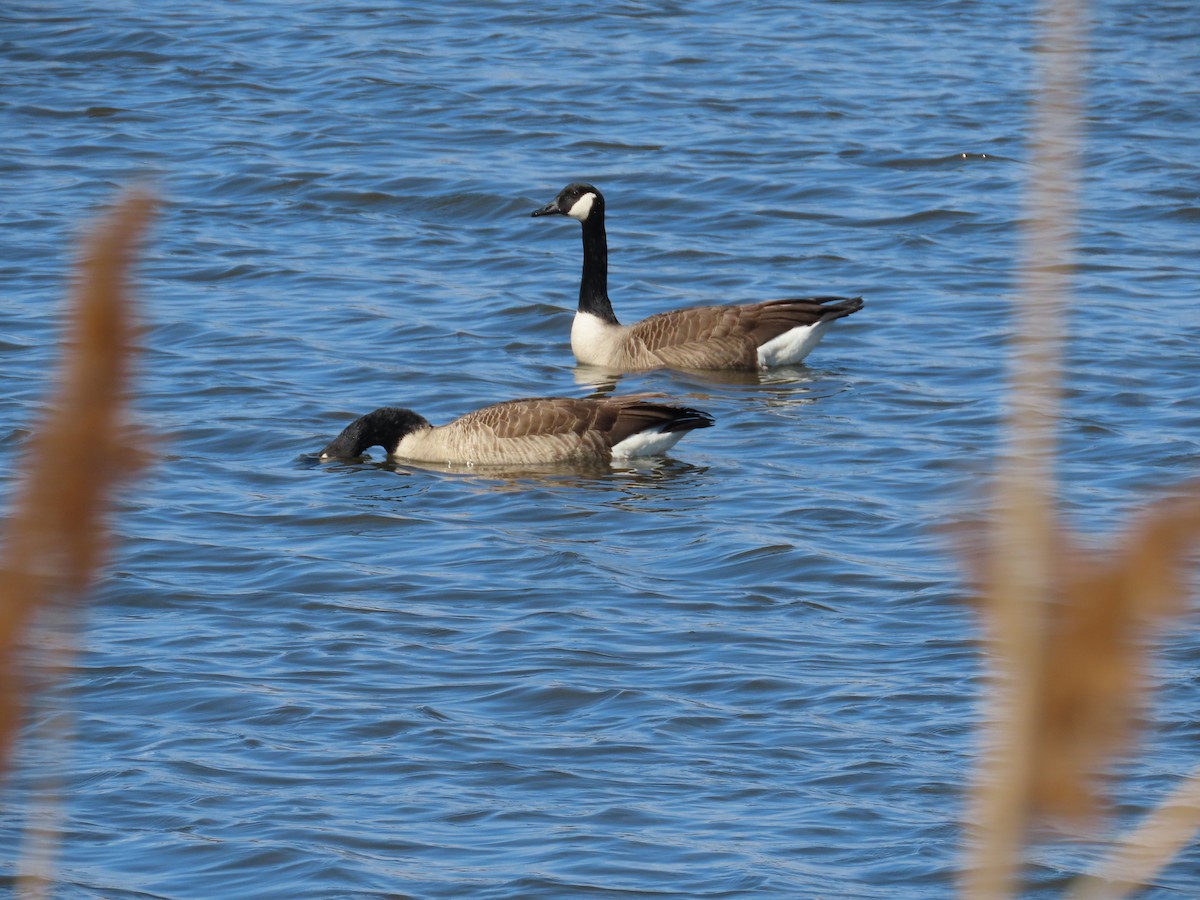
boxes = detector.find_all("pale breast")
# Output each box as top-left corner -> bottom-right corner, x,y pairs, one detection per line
570,312 -> 634,368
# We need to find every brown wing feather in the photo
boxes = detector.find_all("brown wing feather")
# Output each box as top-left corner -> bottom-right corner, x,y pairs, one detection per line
422,399 -> 607,463
744,297 -> 864,346
627,306 -> 759,369
446,397 -> 710,456
603,398 -> 712,445
453,398 -> 609,439
624,296 -> 863,369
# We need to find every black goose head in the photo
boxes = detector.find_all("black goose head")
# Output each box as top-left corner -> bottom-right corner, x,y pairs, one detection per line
320,407 -> 431,459
531,182 -> 604,224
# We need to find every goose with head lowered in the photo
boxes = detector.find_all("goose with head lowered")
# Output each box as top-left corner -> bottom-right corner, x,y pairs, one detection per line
320,396 -> 714,465
532,182 -> 864,371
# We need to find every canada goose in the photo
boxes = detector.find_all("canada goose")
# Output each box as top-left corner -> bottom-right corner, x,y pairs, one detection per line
320,396 -> 715,465
532,182 -> 864,371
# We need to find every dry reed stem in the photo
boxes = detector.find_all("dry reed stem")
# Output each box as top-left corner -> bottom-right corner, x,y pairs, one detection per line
0,191 -> 155,773
1067,763 -> 1200,900
961,0 -> 1084,896
1032,494 -> 1200,821
964,0 -> 1200,895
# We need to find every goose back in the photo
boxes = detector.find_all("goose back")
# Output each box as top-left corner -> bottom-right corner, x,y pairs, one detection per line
577,296 -> 864,371
395,397 -> 712,465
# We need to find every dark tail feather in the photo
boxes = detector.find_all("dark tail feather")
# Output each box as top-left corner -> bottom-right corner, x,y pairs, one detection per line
810,296 -> 864,320
660,405 -> 716,433
761,295 -> 864,322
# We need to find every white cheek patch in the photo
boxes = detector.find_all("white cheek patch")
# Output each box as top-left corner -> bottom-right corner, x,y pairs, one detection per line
566,192 -> 596,221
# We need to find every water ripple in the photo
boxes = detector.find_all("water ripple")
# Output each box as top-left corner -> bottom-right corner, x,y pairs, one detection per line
2,1 -> 1199,898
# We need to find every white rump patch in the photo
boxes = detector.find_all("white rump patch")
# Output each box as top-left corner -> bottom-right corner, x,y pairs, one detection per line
566,192 -> 597,221
611,426 -> 685,459
757,320 -> 833,368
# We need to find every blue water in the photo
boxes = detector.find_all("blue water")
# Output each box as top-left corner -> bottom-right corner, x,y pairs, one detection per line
2,2 -> 1199,897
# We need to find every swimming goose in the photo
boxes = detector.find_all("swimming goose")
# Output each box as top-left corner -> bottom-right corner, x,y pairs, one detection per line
320,396 -> 714,465
532,182 -> 864,371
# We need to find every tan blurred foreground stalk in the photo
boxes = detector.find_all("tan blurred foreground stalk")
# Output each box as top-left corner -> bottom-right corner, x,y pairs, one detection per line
962,0 -> 1200,896
0,192 -> 155,772
962,0 -> 1084,888
1067,765 -> 1200,900
967,491 -> 1200,893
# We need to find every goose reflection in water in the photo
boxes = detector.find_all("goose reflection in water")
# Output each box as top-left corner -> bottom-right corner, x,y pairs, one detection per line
312,456 -> 713,515
571,362 -> 841,419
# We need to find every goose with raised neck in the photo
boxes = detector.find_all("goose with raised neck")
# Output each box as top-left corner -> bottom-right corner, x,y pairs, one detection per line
532,182 -> 863,371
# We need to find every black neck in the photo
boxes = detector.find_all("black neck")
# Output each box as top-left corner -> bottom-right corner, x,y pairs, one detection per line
578,210 -> 619,325
322,407 -> 430,458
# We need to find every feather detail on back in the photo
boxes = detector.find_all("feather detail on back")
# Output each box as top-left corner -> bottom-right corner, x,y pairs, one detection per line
578,297 -> 864,371
392,397 -> 713,465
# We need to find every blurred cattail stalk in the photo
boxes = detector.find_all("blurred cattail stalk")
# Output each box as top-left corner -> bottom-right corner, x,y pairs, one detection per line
964,0 -> 1085,886
0,192 -> 154,767
0,194 -> 154,788
1067,767 -> 1200,900
0,191 -> 153,898
962,0 -> 1200,897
